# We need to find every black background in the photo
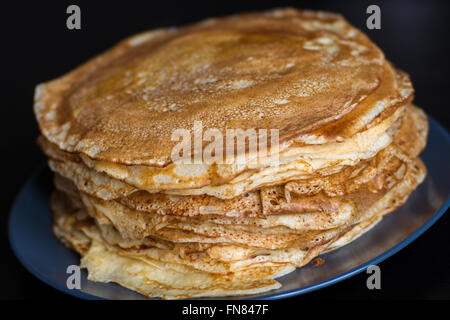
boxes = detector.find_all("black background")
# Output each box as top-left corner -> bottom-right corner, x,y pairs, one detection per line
1,0 -> 449,300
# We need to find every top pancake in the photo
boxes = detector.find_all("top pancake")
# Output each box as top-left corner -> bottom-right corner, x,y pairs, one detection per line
34,8 -> 408,168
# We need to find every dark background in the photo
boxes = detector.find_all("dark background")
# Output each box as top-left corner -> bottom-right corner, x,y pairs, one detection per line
1,0 -> 449,300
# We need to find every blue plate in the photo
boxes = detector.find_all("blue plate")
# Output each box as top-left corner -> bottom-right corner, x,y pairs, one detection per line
9,117 -> 450,300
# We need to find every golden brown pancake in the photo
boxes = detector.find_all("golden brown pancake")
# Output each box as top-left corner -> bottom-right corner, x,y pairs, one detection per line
48,105 -> 427,220
69,154 -> 424,248
38,83 -> 409,196
51,154 -> 425,298
34,8 -> 429,299
34,9 -> 413,198
41,103 -> 423,201
35,9 -> 389,165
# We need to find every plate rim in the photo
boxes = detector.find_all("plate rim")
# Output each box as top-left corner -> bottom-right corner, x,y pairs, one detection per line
8,117 -> 450,300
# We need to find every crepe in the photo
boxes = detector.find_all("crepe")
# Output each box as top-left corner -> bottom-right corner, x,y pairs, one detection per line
51,153 -> 424,298
34,9 -> 414,197
33,8 -> 429,299
48,105 -> 427,220
64,155 -> 425,248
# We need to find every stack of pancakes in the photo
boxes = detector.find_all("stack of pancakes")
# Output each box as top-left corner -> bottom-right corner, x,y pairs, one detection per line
34,9 -> 428,299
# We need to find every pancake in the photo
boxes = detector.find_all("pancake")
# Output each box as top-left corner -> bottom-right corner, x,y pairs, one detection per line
35,8 -> 429,299
41,104 -> 424,202
53,151 -> 424,275
79,240 -> 293,300
35,9 -> 386,164
71,154 -> 425,248
43,101 -> 402,198
285,104 -> 427,195
34,9 -> 414,198
51,155 -> 424,298
51,111 -> 426,252
52,192 -> 315,273
54,175 -> 356,231
48,105 -> 427,221
59,90 -> 407,197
